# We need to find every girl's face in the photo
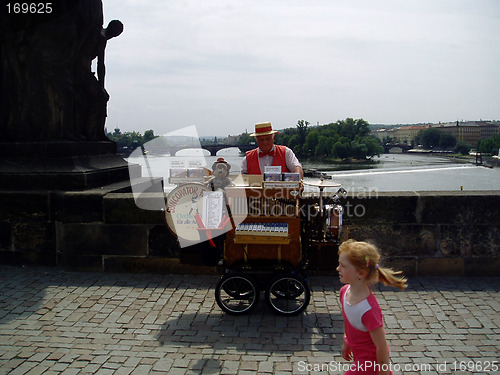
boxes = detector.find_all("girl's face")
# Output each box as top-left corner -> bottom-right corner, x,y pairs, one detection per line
337,252 -> 362,284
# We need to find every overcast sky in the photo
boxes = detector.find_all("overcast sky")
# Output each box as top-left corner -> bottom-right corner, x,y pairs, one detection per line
101,0 -> 500,137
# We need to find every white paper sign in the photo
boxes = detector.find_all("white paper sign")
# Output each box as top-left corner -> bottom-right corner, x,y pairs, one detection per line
202,191 -> 224,229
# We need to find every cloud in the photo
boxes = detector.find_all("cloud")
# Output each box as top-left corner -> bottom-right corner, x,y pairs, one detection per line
102,0 -> 500,135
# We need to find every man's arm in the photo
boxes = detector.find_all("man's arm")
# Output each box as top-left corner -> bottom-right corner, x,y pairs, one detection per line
293,165 -> 304,180
285,148 -> 304,179
240,156 -> 248,174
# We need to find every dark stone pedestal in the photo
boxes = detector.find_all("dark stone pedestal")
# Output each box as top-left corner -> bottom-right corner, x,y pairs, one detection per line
0,140 -> 174,270
0,141 -> 140,190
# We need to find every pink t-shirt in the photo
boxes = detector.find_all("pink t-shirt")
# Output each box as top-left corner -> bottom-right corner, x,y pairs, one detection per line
340,284 -> 390,375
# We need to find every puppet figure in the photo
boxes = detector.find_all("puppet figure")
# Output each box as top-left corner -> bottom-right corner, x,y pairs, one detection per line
206,157 -> 234,191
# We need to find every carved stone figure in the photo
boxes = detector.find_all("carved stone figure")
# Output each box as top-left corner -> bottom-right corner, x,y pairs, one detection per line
0,0 -> 123,142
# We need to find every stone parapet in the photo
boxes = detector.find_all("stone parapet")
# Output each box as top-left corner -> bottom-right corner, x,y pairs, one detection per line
1,189 -> 498,276
328,191 -> 500,276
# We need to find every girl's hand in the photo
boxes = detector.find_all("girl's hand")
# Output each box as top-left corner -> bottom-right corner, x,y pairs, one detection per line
341,342 -> 353,361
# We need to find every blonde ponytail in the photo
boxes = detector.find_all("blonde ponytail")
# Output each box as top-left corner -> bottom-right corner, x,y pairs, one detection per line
338,239 -> 407,290
377,266 -> 407,291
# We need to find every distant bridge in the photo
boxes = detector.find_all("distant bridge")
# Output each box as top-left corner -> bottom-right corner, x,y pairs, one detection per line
384,143 -> 412,153
142,144 -> 255,156
202,144 -> 254,156
120,143 -> 255,157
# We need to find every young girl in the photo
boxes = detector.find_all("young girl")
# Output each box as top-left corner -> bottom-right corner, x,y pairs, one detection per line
337,239 -> 407,375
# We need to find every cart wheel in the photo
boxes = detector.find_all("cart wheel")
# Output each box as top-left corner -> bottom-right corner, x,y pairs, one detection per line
265,274 -> 310,316
215,273 -> 259,315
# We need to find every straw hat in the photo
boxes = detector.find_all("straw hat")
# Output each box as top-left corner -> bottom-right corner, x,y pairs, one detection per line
250,122 -> 279,137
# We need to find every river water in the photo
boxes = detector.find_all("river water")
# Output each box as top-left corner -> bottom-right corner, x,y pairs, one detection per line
129,148 -> 500,194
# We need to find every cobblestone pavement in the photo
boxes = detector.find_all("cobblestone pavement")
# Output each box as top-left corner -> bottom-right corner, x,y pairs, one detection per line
0,265 -> 499,375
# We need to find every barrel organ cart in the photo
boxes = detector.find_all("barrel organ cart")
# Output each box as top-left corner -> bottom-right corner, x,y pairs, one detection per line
213,177 -> 346,316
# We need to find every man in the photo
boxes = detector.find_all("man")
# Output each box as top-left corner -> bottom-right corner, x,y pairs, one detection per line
241,122 -> 304,179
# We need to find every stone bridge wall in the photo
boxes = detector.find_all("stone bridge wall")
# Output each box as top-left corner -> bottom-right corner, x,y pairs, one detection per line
321,191 -> 500,276
1,190 -> 498,276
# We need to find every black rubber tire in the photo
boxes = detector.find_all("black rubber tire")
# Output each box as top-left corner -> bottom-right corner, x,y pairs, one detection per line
215,273 -> 259,315
265,273 -> 310,316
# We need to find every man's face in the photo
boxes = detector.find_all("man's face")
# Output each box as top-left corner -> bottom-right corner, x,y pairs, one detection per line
255,134 -> 274,153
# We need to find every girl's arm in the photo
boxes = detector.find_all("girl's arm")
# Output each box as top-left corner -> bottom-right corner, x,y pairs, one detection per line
341,334 -> 352,361
369,326 -> 390,375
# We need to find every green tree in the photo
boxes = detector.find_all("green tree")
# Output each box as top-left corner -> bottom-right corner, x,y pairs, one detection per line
351,141 -> 368,159
144,129 -> 156,143
276,133 -> 289,147
238,132 -> 253,145
334,118 -> 370,139
296,119 -> 309,145
477,134 -> 500,155
293,144 -> 306,157
420,128 -> 441,149
359,136 -> 384,158
454,141 -> 472,155
304,130 -> 319,156
315,136 -> 335,156
107,129 -> 157,151
332,141 -> 351,159
240,117 -> 379,159
287,134 -> 301,151
439,133 -> 457,149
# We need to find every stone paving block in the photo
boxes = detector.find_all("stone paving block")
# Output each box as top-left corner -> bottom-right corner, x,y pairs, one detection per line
94,369 -> 115,375
114,368 -> 134,375
1,266 -> 500,375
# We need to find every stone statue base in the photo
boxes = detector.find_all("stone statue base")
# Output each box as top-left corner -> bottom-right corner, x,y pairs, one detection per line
0,141 -> 139,190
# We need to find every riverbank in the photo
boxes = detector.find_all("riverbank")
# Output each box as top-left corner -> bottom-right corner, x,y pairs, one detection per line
301,156 -> 378,174
482,155 -> 500,168
301,151 -> 498,180
425,152 -> 500,168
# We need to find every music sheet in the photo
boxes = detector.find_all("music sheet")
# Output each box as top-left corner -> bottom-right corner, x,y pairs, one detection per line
202,191 -> 223,229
